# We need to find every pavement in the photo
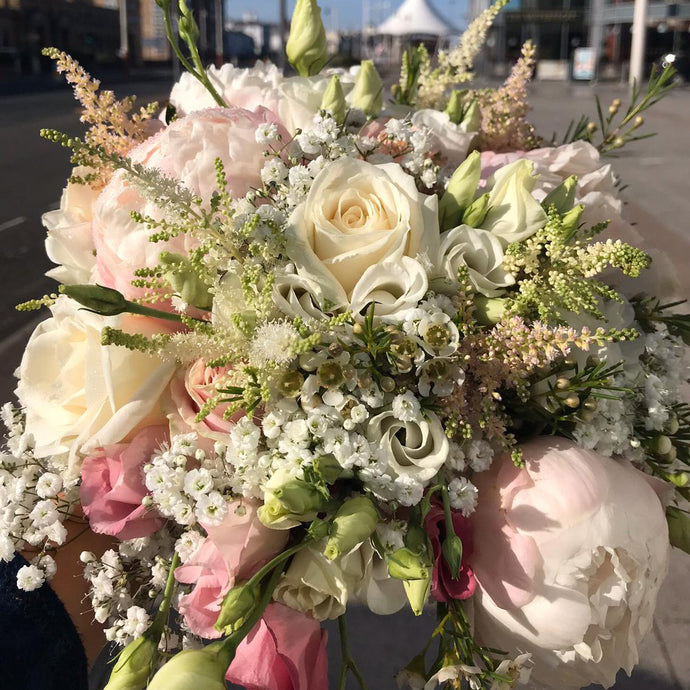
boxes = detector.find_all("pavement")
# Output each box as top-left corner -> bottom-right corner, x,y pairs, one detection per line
0,78 -> 688,689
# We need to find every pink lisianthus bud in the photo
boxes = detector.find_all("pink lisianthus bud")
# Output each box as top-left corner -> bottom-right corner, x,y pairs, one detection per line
423,500 -> 476,602
80,425 -> 167,540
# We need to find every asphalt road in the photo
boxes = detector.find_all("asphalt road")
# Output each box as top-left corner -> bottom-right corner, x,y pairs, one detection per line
0,78 -> 688,689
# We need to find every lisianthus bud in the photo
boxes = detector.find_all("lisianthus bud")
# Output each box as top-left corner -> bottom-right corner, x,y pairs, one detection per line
444,90 -> 465,124
473,296 -> 507,325
439,151 -> 481,230
103,635 -> 158,690
350,60 -> 383,117
542,175 -> 578,214
286,0 -> 328,77
387,547 -> 429,581
460,98 -> 481,130
441,533 -> 464,579
403,574 -> 431,616
61,284 -> 127,316
159,252 -> 212,309
258,470 -> 327,528
324,496 -> 378,560
560,203 -> 584,233
461,192 -> 490,228
214,581 -> 260,635
177,0 -> 200,44
147,646 -> 227,690
320,75 -> 346,125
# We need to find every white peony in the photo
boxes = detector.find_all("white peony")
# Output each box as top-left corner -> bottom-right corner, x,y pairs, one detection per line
285,157 -> 439,308
43,167 -> 99,284
435,224 -> 515,297
469,437 -> 670,689
15,297 -> 175,479
366,409 -> 449,483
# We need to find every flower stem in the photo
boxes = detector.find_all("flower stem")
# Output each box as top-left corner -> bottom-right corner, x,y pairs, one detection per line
338,613 -> 368,690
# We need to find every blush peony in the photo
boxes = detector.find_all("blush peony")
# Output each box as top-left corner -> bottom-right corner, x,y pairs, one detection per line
469,437 -> 670,689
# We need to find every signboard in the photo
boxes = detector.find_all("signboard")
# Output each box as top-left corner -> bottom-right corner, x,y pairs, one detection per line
572,47 -> 596,80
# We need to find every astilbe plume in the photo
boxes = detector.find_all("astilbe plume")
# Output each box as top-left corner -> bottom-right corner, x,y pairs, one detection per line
43,47 -> 159,187
475,40 -> 541,152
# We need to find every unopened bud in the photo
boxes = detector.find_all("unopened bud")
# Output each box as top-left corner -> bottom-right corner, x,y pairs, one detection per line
387,547 -> 429,581
564,394 -> 580,409
324,496 -> 378,561
350,60 -> 383,117
286,0 -> 328,77
104,634 -> 158,690
438,150 -> 481,230
320,75 -> 346,125
461,192 -> 490,228
542,175 -> 578,214
313,454 -> 343,484
652,434 -> 673,456
159,252 -> 212,310
214,582 -> 259,635
441,533 -> 463,580
61,284 -> 127,316
473,296 -> 506,326
402,574 -> 431,616
147,644 -> 228,690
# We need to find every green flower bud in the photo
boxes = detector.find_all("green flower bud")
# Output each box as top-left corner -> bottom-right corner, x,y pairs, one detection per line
444,90 -> 465,125
324,496 -> 378,561
286,0 -> 328,77
313,454 -> 343,484
441,533 -> 464,580
402,574 -> 431,616
103,635 -> 158,690
473,296 -> 507,325
159,252 -> 212,310
320,75 -> 346,126
461,192 -> 490,228
561,203 -> 584,233
439,150 -> 481,231
61,284 -> 128,316
460,98 -> 481,130
387,547 -> 429,581
258,471 -> 327,528
147,646 -> 227,690
307,516 -> 331,540
542,175 -> 578,214
350,60 -> 383,117
214,581 -> 260,635
652,434 -> 673,456
177,1 -> 199,43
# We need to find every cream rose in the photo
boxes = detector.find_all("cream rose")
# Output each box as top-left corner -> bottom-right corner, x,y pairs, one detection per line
286,158 -> 439,307
273,540 -> 406,620
15,297 -> 175,479
435,225 -> 515,297
43,167 -> 99,285
366,409 -> 449,482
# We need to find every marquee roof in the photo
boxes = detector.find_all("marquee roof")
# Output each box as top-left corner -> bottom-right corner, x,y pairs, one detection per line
377,0 -> 457,36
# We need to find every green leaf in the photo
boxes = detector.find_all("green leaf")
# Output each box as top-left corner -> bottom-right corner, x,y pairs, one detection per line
667,507 -> 690,554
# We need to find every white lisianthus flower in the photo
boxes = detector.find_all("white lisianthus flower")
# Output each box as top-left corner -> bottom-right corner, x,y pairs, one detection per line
15,297 -> 174,479
410,109 -> 477,167
470,437 -> 670,690
482,159 -> 547,245
43,167 -> 99,284
286,157 -> 439,308
435,225 -> 515,297
366,409 -> 449,483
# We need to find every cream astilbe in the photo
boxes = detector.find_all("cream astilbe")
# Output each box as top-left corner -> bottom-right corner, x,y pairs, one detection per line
416,0 -> 511,109
476,40 -> 541,152
43,47 -> 158,187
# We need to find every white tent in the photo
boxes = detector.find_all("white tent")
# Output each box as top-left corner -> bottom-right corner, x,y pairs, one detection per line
377,0 -> 457,37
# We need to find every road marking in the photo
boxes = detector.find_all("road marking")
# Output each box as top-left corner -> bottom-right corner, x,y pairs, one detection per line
0,216 -> 26,232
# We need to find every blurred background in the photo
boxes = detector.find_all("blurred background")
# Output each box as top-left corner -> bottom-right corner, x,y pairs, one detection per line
0,1 -> 688,689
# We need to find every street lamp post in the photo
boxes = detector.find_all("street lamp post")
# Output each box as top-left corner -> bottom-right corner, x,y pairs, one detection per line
629,0 -> 648,88
215,0 -> 224,67
118,0 -> 129,66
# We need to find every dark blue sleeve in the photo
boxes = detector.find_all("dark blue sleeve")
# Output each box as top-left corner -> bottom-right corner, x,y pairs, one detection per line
0,553 -> 89,690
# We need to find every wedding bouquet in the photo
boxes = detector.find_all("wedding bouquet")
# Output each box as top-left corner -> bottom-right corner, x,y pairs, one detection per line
2,0 -> 689,688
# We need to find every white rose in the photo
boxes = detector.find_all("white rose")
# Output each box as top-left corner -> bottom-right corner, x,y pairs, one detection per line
367,409 -> 449,483
15,297 -> 175,479
470,438 -> 670,689
169,62 -> 284,115
411,109 -> 477,167
286,157 -> 439,307
482,159 -> 547,245
273,540 -> 406,620
43,167 -> 99,284
435,225 -> 515,297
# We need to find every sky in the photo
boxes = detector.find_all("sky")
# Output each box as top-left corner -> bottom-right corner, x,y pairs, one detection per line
224,0 -> 469,33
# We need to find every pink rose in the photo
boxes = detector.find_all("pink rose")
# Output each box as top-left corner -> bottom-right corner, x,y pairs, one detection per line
175,500 -> 288,638
424,500 -> 476,602
168,359 -> 244,445
469,437 -> 670,689
225,602 -> 328,690
80,425 -> 167,539
92,107 -> 287,300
